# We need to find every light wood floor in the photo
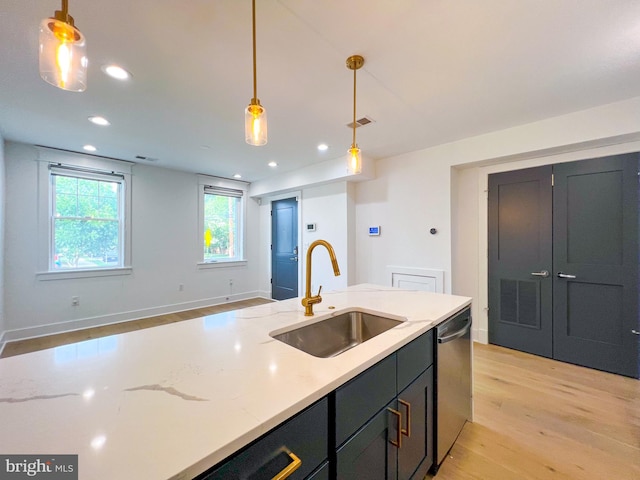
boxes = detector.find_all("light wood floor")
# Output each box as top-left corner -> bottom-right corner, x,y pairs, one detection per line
2,306 -> 639,479
429,343 -> 640,480
0,298 -> 273,358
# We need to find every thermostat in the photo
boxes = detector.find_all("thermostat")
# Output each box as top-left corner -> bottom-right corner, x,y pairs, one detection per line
306,223 -> 316,232
369,226 -> 381,236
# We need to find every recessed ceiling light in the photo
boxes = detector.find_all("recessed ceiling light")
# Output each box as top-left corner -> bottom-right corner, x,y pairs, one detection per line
317,143 -> 329,151
101,64 -> 131,81
88,116 -> 110,126
233,174 -> 242,179
83,145 -> 97,152
268,161 -> 278,168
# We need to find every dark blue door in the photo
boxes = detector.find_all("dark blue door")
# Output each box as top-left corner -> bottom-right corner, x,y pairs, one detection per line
272,197 -> 298,300
489,154 -> 639,378
488,166 -> 554,358
553,154 -> 639,378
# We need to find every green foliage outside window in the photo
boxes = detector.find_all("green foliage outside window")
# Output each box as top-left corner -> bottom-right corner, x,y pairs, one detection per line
203,193 -> 239,261
53,175 -> 121,269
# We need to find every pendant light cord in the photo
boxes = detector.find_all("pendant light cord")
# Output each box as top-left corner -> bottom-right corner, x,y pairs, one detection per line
252,0 -> 258,102
352,67 -> 357,146
58,0 -> 70,23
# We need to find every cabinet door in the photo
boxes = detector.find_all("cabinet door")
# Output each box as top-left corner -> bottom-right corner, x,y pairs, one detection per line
397,330 -> 433,392
397,366 -> 434,480
306,461 -> 329,480
335,353 -> 397,446
336,402 -> 399,480
200,398 -> 328,480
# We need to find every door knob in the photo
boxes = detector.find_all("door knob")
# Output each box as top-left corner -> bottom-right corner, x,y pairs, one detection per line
632,330 -> 640,336
289,256 -> 298,261
557,272 -> 577,279
530,270 -> 549,278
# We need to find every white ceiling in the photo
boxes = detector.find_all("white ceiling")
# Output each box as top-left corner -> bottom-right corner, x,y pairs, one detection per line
1,0 -> 640,182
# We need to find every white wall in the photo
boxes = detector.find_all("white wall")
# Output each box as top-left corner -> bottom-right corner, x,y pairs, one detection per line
3,142 -> 261,340
355,145 -> 454,291
301,182 -> 352,293
0,134 -> 5,343
257,182 -> 354,299
354,96 -> 640,341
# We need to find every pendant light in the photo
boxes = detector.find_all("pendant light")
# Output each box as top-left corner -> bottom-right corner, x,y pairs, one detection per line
346,55 -> 364,174
245,0 -> 267,146
39,0 -> 87,92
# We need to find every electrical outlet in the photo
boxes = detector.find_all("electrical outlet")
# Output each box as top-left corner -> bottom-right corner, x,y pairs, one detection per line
178,284 -> 184,291
229,279 -> 233,286
71,296 -> 79,306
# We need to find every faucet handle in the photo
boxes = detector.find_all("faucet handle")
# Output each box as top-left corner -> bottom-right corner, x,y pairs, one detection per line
316,285 -> 323,297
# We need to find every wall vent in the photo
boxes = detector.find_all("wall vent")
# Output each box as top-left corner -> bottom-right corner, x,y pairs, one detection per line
346,116 -> 375,129
135,155 -> 158,162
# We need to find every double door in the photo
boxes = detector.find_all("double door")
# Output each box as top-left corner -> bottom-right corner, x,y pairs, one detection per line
488,154 -> 639,378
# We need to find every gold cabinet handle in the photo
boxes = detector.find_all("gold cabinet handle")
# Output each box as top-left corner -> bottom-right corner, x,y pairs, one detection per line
399,399 -> 411,438
387,407 -> 402,448
272,452 -> 302,480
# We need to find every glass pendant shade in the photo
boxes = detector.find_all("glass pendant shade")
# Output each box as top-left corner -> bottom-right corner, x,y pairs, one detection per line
348,145 -> 362,175
245,101 -> 267,146
39,17 -> 87,92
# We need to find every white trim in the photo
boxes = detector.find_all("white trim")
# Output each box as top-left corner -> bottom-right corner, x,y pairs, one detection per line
258,289 -> 273,299
1,290 -> 263,343
197,174 -> 249,190
475,329 -> 489,344
386,266 -> 445,293
35,146 -> 133,174
198,175 -> 248,264
37,152 -> 133,275
36,267 -> 133,281
0,331 -> 6,357
197,261 -> 248,269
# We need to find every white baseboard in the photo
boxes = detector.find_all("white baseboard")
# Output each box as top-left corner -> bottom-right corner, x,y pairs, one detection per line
473,328 -> 488,344
258,289 -> 273,300
2,291 -> 263,344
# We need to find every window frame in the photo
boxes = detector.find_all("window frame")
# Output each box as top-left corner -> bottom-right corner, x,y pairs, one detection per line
197,175 -> 248,268
36,148 -> 133,280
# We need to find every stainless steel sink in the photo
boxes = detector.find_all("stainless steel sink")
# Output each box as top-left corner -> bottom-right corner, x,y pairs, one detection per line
271,311 -> 403,358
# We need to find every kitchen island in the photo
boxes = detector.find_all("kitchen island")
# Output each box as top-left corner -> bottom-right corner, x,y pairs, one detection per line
0,284 -> 471,479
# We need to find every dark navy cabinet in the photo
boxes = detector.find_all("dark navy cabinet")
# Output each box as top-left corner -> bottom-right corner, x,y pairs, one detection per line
335,330 -> 435,480
397,366 -> 434,480
336,398 -> 399,480
198,398 -> 328,480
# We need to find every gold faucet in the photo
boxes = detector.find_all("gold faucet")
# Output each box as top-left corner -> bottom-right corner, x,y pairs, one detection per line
302,240 -> 341,316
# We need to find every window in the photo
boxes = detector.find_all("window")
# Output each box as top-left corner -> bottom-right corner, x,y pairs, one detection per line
199,176 -> 247,265
36,147 -> 132,280
50,166 -> 124,270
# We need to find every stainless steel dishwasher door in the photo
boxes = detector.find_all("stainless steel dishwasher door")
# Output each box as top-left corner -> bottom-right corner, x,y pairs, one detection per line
436,308 -> 472,466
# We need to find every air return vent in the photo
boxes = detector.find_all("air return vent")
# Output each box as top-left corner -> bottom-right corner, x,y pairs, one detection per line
346,116 -> 374,129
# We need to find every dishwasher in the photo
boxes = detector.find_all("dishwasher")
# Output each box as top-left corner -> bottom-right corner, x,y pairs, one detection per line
435,307 -> 472,467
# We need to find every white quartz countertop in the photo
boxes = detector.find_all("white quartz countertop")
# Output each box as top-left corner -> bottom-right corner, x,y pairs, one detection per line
0,284 -> 471,479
